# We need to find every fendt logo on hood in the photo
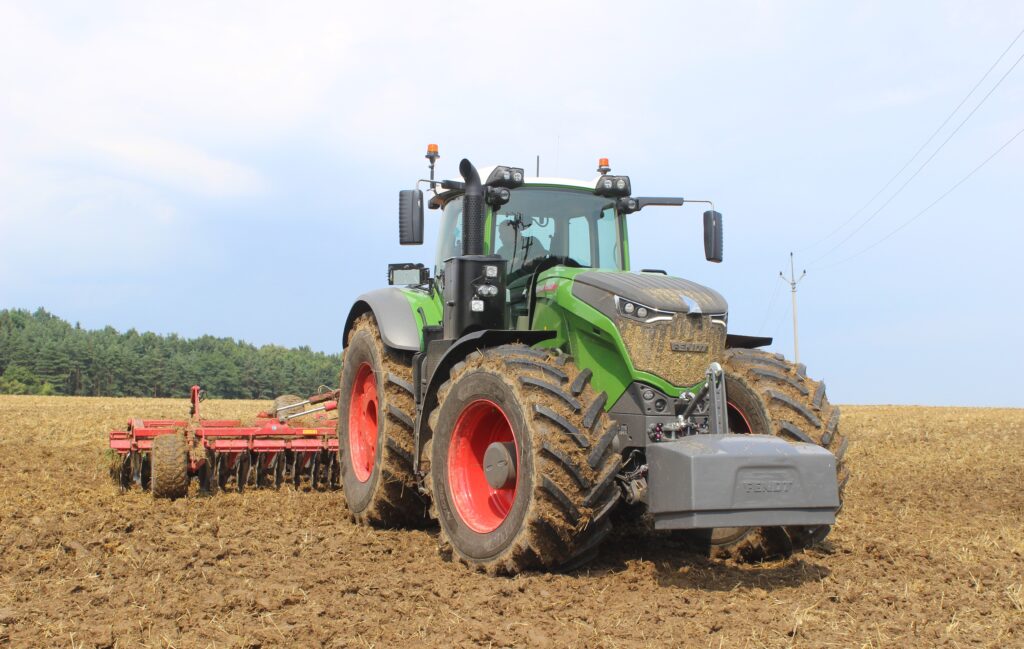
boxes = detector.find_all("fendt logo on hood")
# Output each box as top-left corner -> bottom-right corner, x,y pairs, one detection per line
670,342 -> 709,353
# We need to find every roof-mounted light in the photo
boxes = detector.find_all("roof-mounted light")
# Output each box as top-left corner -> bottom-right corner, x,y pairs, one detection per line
597,157 -> 611,175
595,175 -> 631,198
486,165 -> 525,189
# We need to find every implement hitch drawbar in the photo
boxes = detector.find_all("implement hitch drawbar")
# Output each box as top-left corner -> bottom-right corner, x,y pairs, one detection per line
109,385 -> 341,495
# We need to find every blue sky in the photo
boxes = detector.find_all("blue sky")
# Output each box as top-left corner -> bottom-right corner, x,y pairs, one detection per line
2,2 -> 1022,406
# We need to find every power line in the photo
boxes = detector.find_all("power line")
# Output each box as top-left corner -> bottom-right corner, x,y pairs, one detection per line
817,123 -> 1024,271
809,46 -> 1024,267
797,26 -> 1024,255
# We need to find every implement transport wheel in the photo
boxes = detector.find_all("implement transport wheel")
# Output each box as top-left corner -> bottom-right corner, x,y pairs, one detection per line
151,433 -> 189,499
337,313 -> 425,526
683,348 -> 850,561
428,346 -> 622,575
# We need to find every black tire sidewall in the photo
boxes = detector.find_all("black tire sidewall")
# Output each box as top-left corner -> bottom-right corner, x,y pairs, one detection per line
432,369 -> 536,561
725,375 -> 772,435
338,327 -> 386,513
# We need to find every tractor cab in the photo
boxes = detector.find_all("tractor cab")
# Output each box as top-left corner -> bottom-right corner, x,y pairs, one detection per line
432,182 -> 627,327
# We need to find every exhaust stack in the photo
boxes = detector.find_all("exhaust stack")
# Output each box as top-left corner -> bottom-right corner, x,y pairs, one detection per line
459,159 -> 484,256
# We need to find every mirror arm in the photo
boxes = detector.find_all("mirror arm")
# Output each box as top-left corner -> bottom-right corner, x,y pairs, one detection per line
636,196 -> 685,209
632,197 -> 715,213
683,199 -> 715,213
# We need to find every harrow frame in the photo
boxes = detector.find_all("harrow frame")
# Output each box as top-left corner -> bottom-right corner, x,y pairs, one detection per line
109,385 -> 340,495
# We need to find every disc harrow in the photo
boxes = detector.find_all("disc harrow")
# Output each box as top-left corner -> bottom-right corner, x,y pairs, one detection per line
109,385 -> 340,497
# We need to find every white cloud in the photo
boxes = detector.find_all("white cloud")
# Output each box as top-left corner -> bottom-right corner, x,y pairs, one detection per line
90,134 -> 264,196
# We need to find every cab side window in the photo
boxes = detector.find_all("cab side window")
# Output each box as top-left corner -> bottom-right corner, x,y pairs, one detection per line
567,216 -> 593,267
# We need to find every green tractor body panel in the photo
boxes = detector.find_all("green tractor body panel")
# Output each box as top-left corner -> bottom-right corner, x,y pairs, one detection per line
398,287 -> 443,343
530,266 -> 699,406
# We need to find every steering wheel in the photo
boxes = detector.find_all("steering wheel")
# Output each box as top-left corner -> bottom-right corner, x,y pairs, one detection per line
508,255 -> 583,283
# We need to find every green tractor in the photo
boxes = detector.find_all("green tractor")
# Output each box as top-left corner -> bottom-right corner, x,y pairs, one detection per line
337,146 -> 847,574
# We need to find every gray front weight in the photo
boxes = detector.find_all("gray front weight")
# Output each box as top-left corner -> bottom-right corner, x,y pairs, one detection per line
646,434 -> 839,530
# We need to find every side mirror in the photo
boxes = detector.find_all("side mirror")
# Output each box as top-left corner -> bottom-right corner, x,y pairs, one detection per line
399,189 -> 424,245
703,210 -> 723,263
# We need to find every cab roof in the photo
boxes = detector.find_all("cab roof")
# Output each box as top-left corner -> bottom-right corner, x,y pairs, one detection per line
429,166 -> 603,208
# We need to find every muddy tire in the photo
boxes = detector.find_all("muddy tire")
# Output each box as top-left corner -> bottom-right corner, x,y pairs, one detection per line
337,313 -> 426,526
684,348 -> 849,561
428,346 -> 621,575
150,433 -> 189,499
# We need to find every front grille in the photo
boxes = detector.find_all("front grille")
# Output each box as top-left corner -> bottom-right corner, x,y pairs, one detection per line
616,313 -> 726,388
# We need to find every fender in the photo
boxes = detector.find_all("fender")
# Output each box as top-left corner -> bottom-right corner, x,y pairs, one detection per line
344,288 -> 423,351
412,328 -> 556,475
725,334 -> 773,349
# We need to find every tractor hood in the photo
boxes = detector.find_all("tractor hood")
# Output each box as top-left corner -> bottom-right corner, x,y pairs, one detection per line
572,271 -> 728,317
569,271 -> 729,389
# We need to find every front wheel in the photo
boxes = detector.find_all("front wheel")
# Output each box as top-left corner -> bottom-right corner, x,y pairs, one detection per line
684,349 -> 849,560
429,346 -> 622,574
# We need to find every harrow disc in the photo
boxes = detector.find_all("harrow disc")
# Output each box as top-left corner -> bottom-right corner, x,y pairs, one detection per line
118,454 -> 133,492
216,453 -> 231,491
309,452 -> 321,490
273,451 -> 286,489
292,452 -> 306,488
328,453 -> 340,488
235,452 -> 252,493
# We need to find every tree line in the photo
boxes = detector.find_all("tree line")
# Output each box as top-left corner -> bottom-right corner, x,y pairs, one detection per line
0,308 -> 342,399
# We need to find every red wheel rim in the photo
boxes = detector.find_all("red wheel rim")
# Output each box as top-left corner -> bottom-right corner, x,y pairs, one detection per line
727,401 -> 754,434
447,399 -> 518,534
348,362 -> 378,482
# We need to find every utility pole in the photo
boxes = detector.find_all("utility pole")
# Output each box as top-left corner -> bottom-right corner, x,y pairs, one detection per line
779,252 -> 807,363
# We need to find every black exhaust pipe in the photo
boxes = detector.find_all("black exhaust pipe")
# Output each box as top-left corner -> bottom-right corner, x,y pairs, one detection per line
459,159 -> 484,256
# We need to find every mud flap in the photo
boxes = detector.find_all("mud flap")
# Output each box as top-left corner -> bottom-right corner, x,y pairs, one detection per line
646,434 -> 839,530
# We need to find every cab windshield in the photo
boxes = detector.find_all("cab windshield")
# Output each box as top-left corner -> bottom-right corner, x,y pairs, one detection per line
435,187 -> 623,277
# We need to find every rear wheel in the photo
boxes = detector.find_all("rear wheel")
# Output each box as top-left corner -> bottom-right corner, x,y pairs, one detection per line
337,313 -> 426,526
685,349 -> 849,560
151,433 -> 189,499
429,346 -> 622,574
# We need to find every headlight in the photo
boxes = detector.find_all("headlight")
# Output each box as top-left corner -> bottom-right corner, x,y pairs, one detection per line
615,296 -> 673,323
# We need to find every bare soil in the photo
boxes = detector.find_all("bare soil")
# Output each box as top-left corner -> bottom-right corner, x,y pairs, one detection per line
0,395 -> 1021,648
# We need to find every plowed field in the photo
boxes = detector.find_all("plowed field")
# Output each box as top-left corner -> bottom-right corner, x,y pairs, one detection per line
0,396 -> 1021,648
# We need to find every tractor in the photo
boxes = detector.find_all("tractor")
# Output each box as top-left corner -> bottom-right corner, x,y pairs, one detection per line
337,146 -> 848,574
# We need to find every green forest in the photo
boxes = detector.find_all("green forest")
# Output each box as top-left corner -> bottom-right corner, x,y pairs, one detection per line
0,308 -> 342,399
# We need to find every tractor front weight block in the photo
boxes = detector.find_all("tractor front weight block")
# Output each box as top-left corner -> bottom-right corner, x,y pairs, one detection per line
646,434 -> 840,530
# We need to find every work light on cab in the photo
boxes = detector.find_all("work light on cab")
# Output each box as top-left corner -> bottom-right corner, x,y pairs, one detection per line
595,174 -> 631,197
486,165 -> 525,188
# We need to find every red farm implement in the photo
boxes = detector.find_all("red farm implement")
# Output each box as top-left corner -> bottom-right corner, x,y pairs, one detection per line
109,385 -> 340,497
